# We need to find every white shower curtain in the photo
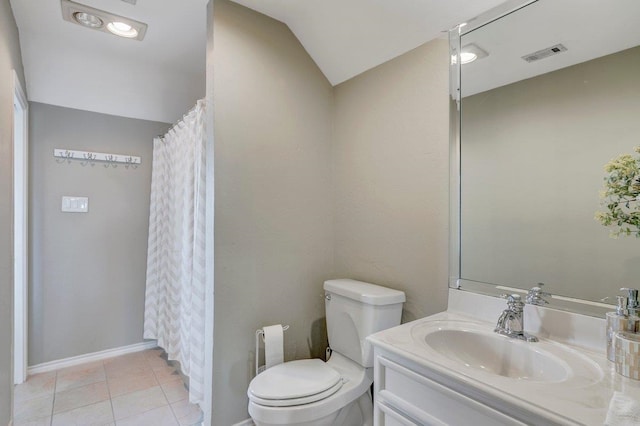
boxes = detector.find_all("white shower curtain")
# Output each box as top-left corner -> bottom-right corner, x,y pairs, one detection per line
144,99 -> 207,406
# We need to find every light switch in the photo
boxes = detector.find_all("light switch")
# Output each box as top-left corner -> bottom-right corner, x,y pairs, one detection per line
61,196 -> 89,213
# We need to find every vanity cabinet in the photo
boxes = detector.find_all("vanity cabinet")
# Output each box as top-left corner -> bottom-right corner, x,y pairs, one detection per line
373,347 -> 526,426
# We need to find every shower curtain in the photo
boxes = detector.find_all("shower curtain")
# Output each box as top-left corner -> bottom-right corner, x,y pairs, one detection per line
144,99 -> 207,406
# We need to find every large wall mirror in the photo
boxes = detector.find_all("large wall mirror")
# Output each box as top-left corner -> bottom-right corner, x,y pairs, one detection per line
450,0 -> 640,315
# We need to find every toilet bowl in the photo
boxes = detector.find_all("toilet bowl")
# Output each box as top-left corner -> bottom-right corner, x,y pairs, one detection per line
248,352 -> 373,426
247,279 -> 405,426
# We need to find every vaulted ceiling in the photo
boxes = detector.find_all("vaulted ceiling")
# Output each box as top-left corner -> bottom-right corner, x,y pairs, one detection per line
231,0 -> 507,85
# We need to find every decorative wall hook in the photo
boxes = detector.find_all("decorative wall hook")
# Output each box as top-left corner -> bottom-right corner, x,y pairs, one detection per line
103,154 -> 117,168
56,150 -> 74,164
124,156 -> 138,169
81,152 -> 97,167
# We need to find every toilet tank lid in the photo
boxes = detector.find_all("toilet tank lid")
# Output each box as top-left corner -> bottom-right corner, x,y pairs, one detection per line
324,279 -> 406,305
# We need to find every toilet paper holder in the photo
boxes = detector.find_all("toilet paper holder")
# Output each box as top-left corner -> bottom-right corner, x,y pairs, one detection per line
255,325 -> 289,375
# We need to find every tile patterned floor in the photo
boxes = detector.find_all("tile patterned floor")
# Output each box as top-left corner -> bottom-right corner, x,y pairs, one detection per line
14,348 -> 203,426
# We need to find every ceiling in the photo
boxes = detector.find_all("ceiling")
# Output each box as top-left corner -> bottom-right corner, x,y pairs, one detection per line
10,0 -> 508,123
231,0 -> 507,86
10,0 -> 208,124
461,0 -> 640,96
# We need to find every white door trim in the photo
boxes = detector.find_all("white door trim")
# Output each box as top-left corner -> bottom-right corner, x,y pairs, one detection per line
13,70 -> 28,385
203,2 -> 214,425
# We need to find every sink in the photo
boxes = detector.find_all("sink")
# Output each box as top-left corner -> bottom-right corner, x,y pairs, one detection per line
407,320 -> 603,385
368,311 -> 616,426
424,329 -> 569,382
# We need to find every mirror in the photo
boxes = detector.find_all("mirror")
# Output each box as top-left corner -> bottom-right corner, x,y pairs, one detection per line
451,0 -> 640,313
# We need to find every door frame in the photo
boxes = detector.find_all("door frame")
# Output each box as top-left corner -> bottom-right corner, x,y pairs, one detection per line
13,69 -> 29,385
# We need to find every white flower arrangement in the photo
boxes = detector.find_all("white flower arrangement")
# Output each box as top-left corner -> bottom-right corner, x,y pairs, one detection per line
595,146 -> 640,238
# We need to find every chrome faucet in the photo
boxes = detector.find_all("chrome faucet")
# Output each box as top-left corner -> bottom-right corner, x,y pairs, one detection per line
526,283 -> 551,306
494,294 -> 538,342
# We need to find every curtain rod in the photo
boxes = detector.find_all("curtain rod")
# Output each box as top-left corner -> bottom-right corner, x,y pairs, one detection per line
157,98 -> 207,139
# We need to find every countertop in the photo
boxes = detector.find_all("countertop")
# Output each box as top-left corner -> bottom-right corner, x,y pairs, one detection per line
368,306 -> 640,425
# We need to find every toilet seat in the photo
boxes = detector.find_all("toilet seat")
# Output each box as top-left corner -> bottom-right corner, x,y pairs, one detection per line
249,380 -> 343,407
248,359 -> 343,407
248,352 -> 374,425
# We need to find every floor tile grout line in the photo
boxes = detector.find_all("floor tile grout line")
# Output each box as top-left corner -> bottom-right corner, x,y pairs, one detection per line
49,380 -> 112,417
102,359 -> 117,426
52,359 -> 127,422
49,369 -> 58,426
55,377 -> 108,395
109,349 -> 175,424
149,349 -> 182,425
145,349 -> 185,426
105,353 -> 158,423
12,372 -> 54,424
167,397 -> 188,426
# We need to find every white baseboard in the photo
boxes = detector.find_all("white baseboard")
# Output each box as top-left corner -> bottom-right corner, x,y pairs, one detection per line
233,419 -> 254,426
27,340 -> 158,376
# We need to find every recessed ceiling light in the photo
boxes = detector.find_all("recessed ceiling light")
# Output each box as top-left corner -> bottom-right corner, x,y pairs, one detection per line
459,52 -> 478,64
452,43 -> 489,65
107,21 -> 139,38
61,0 -> 147,41
73,12 -> 103,28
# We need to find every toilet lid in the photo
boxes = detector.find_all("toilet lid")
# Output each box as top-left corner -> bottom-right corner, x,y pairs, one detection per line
248,359 -> 342,403
249,379 -> 344,407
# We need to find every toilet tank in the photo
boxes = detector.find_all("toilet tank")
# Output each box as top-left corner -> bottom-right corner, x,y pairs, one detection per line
324,279 -> 405,368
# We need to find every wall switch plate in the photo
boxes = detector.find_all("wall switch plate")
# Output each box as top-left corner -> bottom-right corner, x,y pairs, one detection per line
61,196 -> 89,213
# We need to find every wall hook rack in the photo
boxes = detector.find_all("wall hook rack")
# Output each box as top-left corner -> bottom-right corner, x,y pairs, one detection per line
54,149 -> 141,168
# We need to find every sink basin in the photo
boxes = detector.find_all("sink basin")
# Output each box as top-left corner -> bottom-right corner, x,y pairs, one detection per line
368,312 -> 614,426
405,320 -> 603,385
424,329 -> 569,382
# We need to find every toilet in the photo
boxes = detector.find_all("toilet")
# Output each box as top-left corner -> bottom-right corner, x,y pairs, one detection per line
247,279 -> 406,426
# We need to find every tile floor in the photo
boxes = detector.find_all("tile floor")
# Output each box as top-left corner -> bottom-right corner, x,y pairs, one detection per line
13,348 -> 203,426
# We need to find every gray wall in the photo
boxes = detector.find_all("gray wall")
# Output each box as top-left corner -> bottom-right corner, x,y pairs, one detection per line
211,2 -> 450,419
212,1 -> 334,423
0,0 -> 26,422
29,103 -> 169,365
461,46 -> 640,302
332,40 -> 450,322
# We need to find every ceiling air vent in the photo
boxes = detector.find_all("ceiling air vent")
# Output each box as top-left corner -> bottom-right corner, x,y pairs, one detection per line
522,44 -> 567,63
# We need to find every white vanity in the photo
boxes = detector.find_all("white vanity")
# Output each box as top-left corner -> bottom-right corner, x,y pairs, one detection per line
368,290 -> 640,425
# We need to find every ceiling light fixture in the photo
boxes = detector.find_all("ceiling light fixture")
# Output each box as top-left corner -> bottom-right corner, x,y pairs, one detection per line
459,52 -> 478,64
61,0 -> 147,41
452,43 -> 489,65
107,21 -> 139,38
73,12 -> 103,28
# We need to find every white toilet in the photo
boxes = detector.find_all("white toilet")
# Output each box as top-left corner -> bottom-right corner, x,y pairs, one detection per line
247,279 -> 406,426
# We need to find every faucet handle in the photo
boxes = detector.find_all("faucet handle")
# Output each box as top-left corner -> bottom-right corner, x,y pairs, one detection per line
500,293 -> 521,301
527,283 -> 551,306
500,293 -> 524,310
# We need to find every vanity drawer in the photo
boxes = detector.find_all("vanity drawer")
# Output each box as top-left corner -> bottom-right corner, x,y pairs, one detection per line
377,401 -> 424,426
375,355 -> 525,426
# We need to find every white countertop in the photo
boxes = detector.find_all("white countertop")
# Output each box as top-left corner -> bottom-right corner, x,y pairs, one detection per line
367,290 -> 640,425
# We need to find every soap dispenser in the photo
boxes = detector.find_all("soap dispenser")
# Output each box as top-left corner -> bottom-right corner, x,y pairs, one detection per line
606,295 -> 636,362
622,287 -> 640,318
